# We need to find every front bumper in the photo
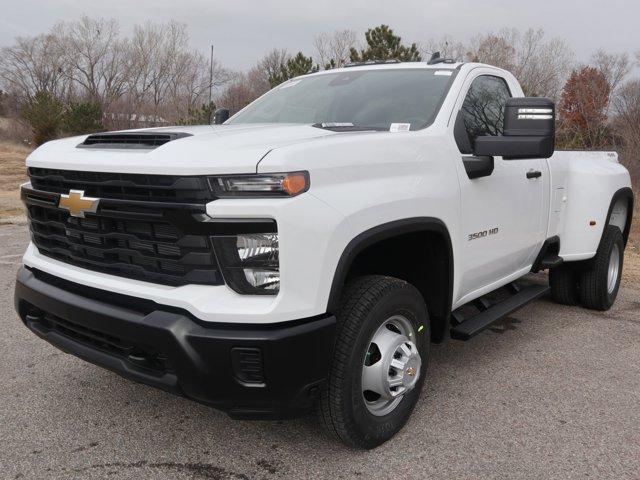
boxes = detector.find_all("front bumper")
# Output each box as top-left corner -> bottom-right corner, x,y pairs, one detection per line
14,266 -> 336,419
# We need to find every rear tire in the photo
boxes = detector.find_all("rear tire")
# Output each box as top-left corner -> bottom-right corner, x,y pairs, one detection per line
318,275 -> 429,449
549,264 -> 580,306
579,225 -> 624,311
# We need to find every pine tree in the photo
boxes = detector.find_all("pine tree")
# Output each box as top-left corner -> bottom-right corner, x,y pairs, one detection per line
268,52 -> 319,87
349,25 -> 422,63
21,91 -> 65,146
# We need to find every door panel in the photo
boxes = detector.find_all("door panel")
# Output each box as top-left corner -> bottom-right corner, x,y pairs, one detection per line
453,73 -> 545,301
458,156 -> 544,297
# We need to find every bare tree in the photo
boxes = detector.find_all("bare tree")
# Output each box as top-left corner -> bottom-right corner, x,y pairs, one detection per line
257,48 -> 289,81
55,16 -> 128,108
612,80 -> 640,184
0,34 -> 68,100
591,50 -> 631,93
118,21 -> 230,127
313,30 -> 357,68
468,28 -> 574,101
216,66 -> 271,114
468,29 -> 518,71
420,35 -> 468,62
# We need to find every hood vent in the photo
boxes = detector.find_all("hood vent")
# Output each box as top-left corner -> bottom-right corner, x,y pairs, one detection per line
77,132 -> 192,150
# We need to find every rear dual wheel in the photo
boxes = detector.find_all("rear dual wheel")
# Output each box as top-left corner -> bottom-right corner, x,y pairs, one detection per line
318,275 -> 429,449
549,225 -> 624,311
579,225 -> 624,310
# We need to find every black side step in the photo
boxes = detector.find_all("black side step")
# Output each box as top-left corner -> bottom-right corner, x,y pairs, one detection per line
450,284 -> 550,341
538,254 -> 563,270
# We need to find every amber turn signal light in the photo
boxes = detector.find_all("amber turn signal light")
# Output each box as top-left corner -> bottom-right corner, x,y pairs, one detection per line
283,173 -> 309,196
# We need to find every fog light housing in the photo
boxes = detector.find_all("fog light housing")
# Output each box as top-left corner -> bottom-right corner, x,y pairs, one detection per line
213,233 -> 280,294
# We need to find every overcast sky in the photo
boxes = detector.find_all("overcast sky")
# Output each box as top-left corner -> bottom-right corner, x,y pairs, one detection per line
0,0 -> 637,71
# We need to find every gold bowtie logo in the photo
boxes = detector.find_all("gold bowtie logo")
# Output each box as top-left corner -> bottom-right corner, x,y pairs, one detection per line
406,367 -> 417,377
58,190 -> 100,218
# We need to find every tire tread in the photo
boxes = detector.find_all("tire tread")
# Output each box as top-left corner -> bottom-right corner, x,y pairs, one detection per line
549,264 -> 580,306
579,225 -> 624,311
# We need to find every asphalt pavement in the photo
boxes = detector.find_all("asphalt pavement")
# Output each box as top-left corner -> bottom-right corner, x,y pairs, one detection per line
1,223 -> 639,479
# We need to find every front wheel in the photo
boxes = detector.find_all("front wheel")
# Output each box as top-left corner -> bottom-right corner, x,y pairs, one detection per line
318,275 -> 429,449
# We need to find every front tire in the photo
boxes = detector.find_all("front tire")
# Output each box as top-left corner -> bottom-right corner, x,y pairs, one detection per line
318,275 -> 429,449
579,225 -> 624,311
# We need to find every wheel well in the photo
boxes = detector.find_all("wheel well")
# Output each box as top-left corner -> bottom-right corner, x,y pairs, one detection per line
328,220 -> 453,343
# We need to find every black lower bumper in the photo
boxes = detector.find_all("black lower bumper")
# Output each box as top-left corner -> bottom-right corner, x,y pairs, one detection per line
14,267 -> 336,419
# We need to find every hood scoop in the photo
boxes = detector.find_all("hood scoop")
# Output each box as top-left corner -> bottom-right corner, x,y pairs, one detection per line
77,131 -> 192,150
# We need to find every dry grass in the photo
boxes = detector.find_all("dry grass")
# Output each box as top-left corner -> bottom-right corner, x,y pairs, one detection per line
0,141 -> 31,222
623,250 -> 640,286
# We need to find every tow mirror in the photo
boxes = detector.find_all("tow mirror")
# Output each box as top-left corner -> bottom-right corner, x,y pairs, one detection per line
213,108 -> 230,125
474,97 -> 555,159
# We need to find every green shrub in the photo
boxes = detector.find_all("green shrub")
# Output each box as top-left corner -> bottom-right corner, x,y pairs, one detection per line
62,101 -> 104,135
21,91 -> 64,146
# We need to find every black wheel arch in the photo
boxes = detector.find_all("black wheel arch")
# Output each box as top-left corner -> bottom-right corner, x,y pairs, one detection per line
600,187 -> 634,249
326,217 -> 454,343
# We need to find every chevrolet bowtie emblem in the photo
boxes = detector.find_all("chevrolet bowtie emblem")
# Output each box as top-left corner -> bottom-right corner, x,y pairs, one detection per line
58,190 -> 100,218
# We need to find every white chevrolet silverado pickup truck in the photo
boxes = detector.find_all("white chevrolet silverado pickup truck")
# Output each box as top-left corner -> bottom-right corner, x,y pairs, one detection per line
15,60 -> 633,449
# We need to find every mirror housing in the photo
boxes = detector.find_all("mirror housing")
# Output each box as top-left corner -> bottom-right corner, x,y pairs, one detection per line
474,97 -> 555,159
213,108 -> 230,125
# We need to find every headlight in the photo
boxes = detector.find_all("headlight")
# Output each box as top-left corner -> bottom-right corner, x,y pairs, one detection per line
213,233 -> 280,294
208,172 -> 309,197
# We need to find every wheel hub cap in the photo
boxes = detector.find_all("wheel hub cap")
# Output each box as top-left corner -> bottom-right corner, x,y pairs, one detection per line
361,315 -> 421,416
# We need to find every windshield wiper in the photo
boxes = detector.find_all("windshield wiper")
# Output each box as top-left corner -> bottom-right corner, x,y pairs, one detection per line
312,122 -> 386,132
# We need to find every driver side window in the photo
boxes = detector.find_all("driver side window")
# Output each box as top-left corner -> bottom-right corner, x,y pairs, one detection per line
460,75 -> 512,149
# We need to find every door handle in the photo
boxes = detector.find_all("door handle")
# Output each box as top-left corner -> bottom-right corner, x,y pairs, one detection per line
526,170 -> 542,179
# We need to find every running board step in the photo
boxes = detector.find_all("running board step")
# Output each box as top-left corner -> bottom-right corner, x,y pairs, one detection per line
539,254 -> 563,270
450,284 -> 550,341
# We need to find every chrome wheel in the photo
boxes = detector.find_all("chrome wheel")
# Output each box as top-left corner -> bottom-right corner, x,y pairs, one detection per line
607,243 -> 620,294
361,315 -> 421,417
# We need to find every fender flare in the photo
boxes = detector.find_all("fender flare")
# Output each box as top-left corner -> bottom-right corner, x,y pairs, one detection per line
326,217 -> 454,320
600,187 -> 634,249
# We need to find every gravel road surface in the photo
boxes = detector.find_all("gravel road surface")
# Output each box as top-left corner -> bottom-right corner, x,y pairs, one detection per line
1,224 -> 639,479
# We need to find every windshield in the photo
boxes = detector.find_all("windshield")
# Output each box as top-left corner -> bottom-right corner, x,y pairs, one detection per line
227,68 -> 456,131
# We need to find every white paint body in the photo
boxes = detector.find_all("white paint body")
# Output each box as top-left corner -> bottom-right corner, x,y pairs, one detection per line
22,63 -> 632,324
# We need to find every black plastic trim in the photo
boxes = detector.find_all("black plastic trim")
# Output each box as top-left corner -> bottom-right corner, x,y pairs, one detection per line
462,155 -> 494,179
600,187 -> 634,249
327,217 -> 454,339
531,236 -> 560,273
78,132 -> 192,149
15,266 -> 336,419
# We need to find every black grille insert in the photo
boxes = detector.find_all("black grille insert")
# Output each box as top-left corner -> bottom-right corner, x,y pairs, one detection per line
25,190 -> 223,286
28,168 -> 214,203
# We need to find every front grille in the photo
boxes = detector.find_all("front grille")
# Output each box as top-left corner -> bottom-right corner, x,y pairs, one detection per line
24,304 -> 171,375
28,167 -> 214,203
24,187 -> 223,286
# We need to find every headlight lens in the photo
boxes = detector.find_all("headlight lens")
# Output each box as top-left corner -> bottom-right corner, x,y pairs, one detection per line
213,233 -> 280,294
208,172 -> 309,197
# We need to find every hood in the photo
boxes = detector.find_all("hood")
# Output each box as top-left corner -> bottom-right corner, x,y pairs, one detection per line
26,124 -> 338,175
